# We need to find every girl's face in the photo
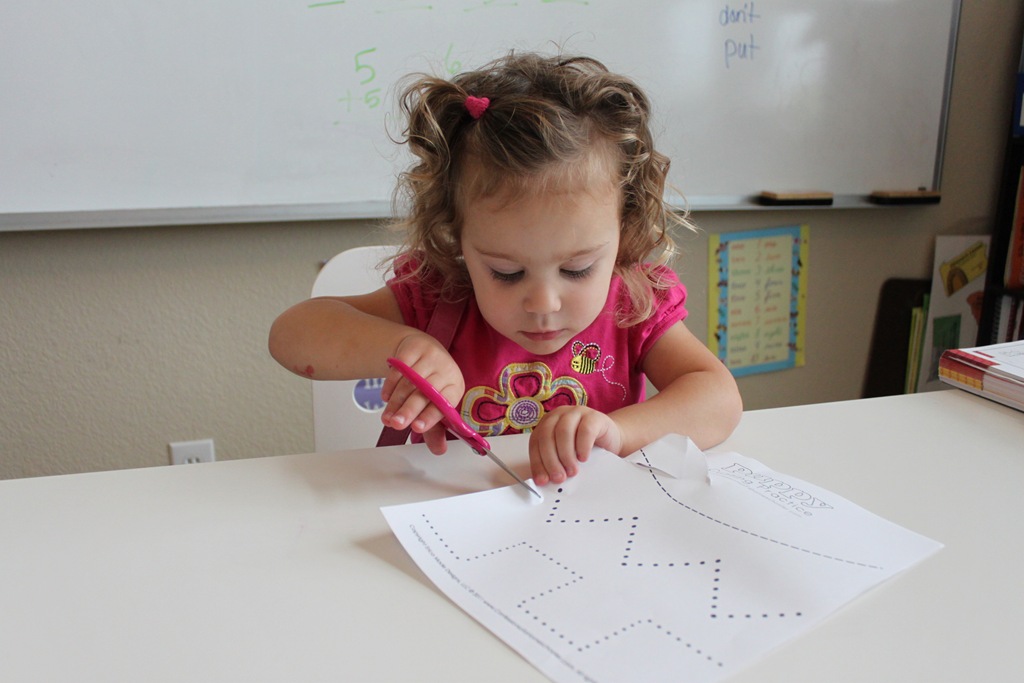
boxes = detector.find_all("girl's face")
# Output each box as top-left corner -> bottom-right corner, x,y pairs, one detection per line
460,184 -> 621,355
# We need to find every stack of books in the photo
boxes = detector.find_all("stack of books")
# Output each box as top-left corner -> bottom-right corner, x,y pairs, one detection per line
939,339 -> 1024,412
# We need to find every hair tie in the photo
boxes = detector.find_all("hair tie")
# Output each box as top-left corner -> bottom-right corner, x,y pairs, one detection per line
464,95 -> 490,120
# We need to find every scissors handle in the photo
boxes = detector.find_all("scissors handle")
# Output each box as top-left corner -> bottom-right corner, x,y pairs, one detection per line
385,357 -> 491,455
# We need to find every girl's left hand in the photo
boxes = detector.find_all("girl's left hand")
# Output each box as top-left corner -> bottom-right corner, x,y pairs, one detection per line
528,406 -> 623,486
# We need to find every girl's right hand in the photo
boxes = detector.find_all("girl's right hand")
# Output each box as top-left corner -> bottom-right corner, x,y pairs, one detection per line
380,333 -> 465,455
528,405 -> 624,486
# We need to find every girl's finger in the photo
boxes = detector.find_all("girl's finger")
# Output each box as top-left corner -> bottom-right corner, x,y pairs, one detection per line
528,442 -> 550,487
422,424 -> 449,455
382,378 -> 426,426
552,414 -> 581,478
573,413 -> 604,463
379,368 -> 399,402
530,427 -> 568,485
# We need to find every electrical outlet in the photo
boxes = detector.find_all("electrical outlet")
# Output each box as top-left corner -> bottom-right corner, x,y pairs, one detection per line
169,439 -> 216,465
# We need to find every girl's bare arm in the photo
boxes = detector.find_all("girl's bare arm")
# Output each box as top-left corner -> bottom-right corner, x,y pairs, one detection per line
611,321 -> 743,454
268,287 -> 410,381
268,286 -> 465,449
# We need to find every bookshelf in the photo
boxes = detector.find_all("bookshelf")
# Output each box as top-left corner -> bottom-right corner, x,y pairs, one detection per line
978,39 -> 1024,344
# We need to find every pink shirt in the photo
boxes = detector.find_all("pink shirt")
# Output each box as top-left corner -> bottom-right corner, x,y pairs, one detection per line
388,262 -> 687,437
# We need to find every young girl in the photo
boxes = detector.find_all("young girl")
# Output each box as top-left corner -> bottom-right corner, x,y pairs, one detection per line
269,52 -> 742,487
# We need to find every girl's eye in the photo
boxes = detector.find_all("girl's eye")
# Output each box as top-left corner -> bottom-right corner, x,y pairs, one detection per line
490,269 -> 523,283
561,266 -> 593,280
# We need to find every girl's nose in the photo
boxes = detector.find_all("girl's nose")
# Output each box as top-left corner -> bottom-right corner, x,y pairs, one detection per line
523,280 -> 561,315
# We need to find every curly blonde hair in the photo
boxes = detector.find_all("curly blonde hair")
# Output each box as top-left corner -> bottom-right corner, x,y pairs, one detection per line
390,51 -> 693,326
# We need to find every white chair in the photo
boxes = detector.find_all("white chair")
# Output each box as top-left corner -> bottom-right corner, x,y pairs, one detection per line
311,245 -> 398,452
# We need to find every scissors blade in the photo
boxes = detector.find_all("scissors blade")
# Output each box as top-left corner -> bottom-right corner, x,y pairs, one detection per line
480,447 -> 542,498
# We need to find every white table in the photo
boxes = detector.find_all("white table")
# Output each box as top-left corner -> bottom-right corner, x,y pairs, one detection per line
1,390 -> 1021,681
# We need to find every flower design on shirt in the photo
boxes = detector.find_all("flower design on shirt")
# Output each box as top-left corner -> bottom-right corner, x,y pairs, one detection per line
461,362 -> 587,436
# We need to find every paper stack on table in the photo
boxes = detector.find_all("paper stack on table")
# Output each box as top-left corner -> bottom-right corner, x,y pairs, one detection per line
382,435 -> 942,683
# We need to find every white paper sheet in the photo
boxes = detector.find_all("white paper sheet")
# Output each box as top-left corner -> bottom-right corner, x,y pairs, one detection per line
381,435 -> 942,683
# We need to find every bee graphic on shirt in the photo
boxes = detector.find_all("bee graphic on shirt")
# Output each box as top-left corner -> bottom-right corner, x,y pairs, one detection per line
569,341 -> 626,401
571,342 -> 601,374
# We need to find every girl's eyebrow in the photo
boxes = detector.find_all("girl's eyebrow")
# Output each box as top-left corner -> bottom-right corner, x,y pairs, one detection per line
474,241 -> 612,262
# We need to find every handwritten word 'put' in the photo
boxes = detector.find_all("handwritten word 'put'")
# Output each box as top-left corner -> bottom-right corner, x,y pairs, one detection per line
725,34 -> 760,68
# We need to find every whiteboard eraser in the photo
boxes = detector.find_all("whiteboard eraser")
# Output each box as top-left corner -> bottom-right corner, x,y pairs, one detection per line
868,190 -> 941,205
756,191 -> 834,206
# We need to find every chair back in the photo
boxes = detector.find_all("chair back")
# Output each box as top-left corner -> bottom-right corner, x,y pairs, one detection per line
311,245 -> 397,452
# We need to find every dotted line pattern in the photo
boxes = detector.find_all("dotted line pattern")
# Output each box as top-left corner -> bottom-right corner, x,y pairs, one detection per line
544,489 -> 802,625
575,618 -> 724,668
422,510 -> 586,650
541,489 -> 730,666
709,562 -> 803,621
546,490 -> 708,569
419,511 -> 574,570
415,474 -> 817,674
636,449 -> 884,570
545,493 -> 641,565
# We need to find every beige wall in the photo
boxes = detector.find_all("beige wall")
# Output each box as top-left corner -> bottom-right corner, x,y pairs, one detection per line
3,0 -> 1022,479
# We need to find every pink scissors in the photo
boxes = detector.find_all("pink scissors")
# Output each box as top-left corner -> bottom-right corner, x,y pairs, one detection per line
386,357 -> 540,498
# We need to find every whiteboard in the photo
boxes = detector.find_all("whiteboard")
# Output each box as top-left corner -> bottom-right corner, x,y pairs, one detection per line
0,0 -> 960,230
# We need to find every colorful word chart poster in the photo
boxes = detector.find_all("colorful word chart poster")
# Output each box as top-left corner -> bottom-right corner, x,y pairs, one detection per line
708,225 -> 808,376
